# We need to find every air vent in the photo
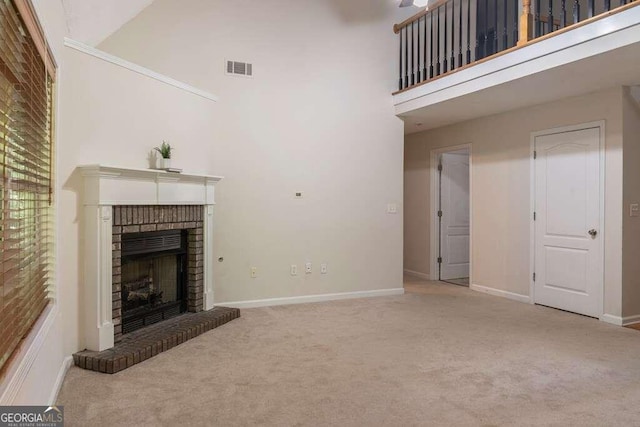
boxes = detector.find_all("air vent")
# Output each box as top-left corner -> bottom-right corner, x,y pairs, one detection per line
226,60 -> 253,77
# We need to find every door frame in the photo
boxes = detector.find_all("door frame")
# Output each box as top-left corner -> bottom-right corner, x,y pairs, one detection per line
430,143 -> 473,282
529,120 -> 606,314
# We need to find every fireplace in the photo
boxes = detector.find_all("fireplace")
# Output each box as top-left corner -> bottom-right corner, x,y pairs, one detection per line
112,205 -> 206,343
121,230 -> 188,334
79,165 -> 222,352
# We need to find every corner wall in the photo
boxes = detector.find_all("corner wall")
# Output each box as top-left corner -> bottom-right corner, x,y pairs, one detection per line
57,0 -> 407,354
404,88 -> 624,316
622,87 -> 640,320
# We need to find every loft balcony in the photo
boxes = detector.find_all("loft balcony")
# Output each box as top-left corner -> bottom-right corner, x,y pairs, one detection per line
393,0 -> 640,132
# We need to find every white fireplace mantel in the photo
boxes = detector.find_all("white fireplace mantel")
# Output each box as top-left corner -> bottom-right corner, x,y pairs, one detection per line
78,165 -> 223,351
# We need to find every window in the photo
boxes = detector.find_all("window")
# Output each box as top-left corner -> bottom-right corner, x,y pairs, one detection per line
0,0 -> 56,372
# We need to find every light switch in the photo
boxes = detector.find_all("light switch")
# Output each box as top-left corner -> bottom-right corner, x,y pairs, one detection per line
387,203 -> 397,214
631,203 -> 639,217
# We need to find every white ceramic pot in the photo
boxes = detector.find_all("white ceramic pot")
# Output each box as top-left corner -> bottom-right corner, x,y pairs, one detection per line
159,157 -> 171,169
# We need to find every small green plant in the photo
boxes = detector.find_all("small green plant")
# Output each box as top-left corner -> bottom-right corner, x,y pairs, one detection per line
154,141 -> 172,159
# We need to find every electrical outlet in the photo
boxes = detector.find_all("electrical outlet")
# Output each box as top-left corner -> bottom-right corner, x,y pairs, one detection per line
305,262 -> 312,274
387,203 -> 397,214
290,264 -> 297,276
321,263 -> 327,274
631,203 -> 639,217
250,267 -> 257,278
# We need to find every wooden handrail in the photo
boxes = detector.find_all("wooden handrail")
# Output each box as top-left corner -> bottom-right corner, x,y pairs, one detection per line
393,0 -> 452,33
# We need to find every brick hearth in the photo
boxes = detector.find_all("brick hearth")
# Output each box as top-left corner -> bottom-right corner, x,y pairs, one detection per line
73,307 -> 240,374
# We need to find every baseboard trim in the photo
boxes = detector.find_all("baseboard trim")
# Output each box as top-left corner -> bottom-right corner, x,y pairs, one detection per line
218,288 -> 405,309
600,314 -> 623,326
602,313 -> 640,326
403,269 -> 431,280
49,356 -> 72,405
470,284 -> 531,304
622,314 -> 640,326
0,304 -> 56,405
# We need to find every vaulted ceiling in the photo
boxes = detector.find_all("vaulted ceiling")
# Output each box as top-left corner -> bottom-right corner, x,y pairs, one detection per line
61,0 -> 154,46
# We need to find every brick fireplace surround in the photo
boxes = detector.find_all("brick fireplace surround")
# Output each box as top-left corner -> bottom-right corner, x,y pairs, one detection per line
78,165 -> 223,352
112,205 -> 204,343
73,166 -> 242,373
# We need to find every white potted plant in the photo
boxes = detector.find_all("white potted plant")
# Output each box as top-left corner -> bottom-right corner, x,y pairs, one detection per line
154,141 -> 172,169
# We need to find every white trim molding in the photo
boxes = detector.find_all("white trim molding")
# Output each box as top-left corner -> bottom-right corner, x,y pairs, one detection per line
600,314 -> 624,326
470,284 -> 531,304
601,314 -> 640,326
403,269 -> 432,280
63,38 -> 219,102
0,305 -> 57,404
78,165 -> 223,351
49,356 -> 73,405
219,288 -> 405,309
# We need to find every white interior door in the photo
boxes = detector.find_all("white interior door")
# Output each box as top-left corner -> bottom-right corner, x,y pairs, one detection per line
534,127 -> 602,318
440,150 -> 470,280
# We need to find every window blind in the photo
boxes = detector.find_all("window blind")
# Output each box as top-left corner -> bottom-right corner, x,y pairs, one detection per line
0,0 -> 54,372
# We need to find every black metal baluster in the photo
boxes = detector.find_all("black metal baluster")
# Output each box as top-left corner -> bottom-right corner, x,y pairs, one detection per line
604,0 -> 611,11
451,1 -> 456,70
513,0 -> 519,46
560,0 -> 567,28
443,5 -> 448,73
411,21 -> 416,86
573,0 -> 580,24
404,26 -> 409,88
484,0 -> 489,58
475,2 -> 481,60
588,0 -> 594,18
467,0 -> 471,64
423,16 -> 428,81
399,28 -> 403,90
548,0 -> 554,33
430,12 -> 435,78
535,0 -> 541,36
437,6 -> 441,76
494,0 -> 498,54
459,0 -> 464,68
503,0 -> 508,50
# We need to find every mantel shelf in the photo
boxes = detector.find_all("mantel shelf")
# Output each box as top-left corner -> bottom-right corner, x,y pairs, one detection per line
77,164 -> 223,206
78,164 -> 224,182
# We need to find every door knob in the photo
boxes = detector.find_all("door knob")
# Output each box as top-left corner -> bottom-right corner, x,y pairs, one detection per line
588,229 -> 598,237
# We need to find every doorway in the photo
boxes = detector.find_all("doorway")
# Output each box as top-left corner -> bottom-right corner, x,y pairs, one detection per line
431,145 -> 471,286
531,123 -> 604,318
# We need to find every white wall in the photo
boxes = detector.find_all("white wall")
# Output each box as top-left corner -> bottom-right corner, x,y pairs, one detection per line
622,87 -> 640,319
404,88 -> 624,317
95,0 -> 409,304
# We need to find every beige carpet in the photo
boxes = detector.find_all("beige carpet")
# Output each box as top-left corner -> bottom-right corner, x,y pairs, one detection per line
58,278 -> 640,426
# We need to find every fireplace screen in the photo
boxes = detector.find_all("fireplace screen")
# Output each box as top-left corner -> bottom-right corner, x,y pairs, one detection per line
121,230 -> 188,334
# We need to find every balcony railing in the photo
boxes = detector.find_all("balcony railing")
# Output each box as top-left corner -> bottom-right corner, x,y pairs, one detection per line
394,0 -> 639,92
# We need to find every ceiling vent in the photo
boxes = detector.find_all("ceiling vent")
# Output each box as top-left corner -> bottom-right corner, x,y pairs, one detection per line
226,60 -> 253,78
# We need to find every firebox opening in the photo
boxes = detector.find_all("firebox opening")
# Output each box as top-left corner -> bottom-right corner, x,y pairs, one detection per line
121,230 -> 188,334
